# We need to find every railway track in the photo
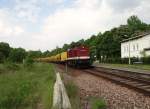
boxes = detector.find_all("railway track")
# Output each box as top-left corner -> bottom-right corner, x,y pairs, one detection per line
83,66 -> 150,96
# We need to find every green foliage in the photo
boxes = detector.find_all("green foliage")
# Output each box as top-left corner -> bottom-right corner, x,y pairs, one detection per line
0,52 -> 5,63
127,15 -> 148,31
66,81 -> 78,98
1,15 -> 150,64
42,50 -> 51,57
141,56 -> 150,64
65,81 -> 81,109
0,42 -> 11,63
4,61 -> 20,71
99,56 -> 150,65
27,50 -> 42,58
0,63 -> 55,109
62,44 -> 70,51
9,48 -> 26,63
91,97 -> 106,109
44,15 -> 150,61
23,57 -> 34,68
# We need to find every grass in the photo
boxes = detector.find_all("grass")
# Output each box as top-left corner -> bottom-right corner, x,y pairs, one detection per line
99,63 -> 150,71
91,97 -> 106,109
0,62 -> 55,109
65,81 -> 81,109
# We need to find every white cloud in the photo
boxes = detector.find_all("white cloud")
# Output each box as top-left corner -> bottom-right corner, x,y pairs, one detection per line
14,0 -> 41,23
49,0 -> 65,4
39,0 -> 150,51
1,0 -> 150,51
42,0 -> 112,48
105,0 -> 142,12
0,9 -> 24,36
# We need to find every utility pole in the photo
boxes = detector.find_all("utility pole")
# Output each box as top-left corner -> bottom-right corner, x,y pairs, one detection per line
129,41 -> 131,65
65,62 -> 68,73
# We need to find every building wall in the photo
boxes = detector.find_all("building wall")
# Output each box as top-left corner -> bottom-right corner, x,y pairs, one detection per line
146,50 -> 150,56
121,34 -> 150,58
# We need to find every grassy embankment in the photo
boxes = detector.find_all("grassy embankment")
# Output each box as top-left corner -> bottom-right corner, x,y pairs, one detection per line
65,81 -> 81,109
98,63 -> 150,71
0,62 -> 55,109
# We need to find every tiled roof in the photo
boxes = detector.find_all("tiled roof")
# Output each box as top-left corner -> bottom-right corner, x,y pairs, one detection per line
121,32 -> 150,43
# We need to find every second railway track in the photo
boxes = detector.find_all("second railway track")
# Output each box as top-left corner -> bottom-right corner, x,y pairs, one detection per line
83,66 -> 150,96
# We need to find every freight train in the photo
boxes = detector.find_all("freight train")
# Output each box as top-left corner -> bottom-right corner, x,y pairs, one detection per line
36,46 -> 91,67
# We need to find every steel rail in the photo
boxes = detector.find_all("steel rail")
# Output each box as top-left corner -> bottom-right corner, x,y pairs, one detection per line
84,67 -> 150,96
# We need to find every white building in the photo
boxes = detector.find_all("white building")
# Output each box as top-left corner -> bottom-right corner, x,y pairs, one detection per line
121,33 -> 150,58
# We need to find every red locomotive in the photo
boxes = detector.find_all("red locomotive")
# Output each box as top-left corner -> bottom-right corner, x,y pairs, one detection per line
67,46 -> 91,67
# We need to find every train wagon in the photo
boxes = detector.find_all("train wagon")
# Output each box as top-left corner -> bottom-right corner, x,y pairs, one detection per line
55,54 -> 61,63
67,46 -> 91,67
60,52 -> 67,63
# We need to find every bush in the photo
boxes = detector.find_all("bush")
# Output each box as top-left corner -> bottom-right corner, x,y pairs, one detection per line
99,56 -> 150,65
4,61 -> 20,70
8,48 -> 26,63
141,56 -> 150,64
23,57 -> 34,68
99,57 -> 122,64
91,97 -> 106,109
0,52 -> 5,63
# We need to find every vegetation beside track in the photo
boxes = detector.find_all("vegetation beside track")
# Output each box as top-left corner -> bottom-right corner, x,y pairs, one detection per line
91,97 -> 106,109
65,80 -> 81,109
0,62 -> 55,109
98,63 -> 150,71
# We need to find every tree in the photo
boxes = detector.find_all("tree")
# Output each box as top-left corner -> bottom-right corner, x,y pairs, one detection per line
27,50 -> 42,58
44,15 -> 150,63
9,48 -> 26,63
0,42 -> 11,60
127,15 -> 148,32
62,44 -> 69,51
42,50 -> 50,57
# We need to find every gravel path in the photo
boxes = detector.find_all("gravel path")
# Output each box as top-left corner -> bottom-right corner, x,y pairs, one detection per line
56,65 -> 150,109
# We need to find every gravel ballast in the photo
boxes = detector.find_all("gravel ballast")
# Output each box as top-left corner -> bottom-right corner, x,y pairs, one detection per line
56,65 -> 150,109
75,73 -> 150,109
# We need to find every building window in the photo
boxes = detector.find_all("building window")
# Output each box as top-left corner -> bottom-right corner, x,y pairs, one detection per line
124,46 -> 126,53
133,44 -> 135,51
136,44 -> 139,51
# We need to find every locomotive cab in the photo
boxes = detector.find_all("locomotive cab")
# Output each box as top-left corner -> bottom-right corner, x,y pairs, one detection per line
67,46 -> 91,67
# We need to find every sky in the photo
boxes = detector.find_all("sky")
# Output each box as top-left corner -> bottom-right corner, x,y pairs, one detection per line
0,0 -> 150,51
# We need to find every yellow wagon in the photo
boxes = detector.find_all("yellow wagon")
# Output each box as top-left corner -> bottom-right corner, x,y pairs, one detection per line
60,52 -> 67,62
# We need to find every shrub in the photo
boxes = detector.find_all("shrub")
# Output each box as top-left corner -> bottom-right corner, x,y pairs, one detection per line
141,56 -> 150,64
91,97 -> 106,109
99,57 -> 150,64
0,52 -> 5,63
4,61 -> 20,70
23,57 -> 34,68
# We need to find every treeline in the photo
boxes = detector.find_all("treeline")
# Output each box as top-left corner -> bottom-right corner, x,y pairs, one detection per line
0,43 -> 41,63
0,15 -> 150,64
48,15 -> 150,61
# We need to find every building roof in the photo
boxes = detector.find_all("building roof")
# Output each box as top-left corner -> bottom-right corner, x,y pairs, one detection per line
121,32 -> 150,43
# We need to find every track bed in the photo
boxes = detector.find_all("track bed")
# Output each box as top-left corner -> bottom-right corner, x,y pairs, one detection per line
84,66 -> 150,95
55,64 -> 150,109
